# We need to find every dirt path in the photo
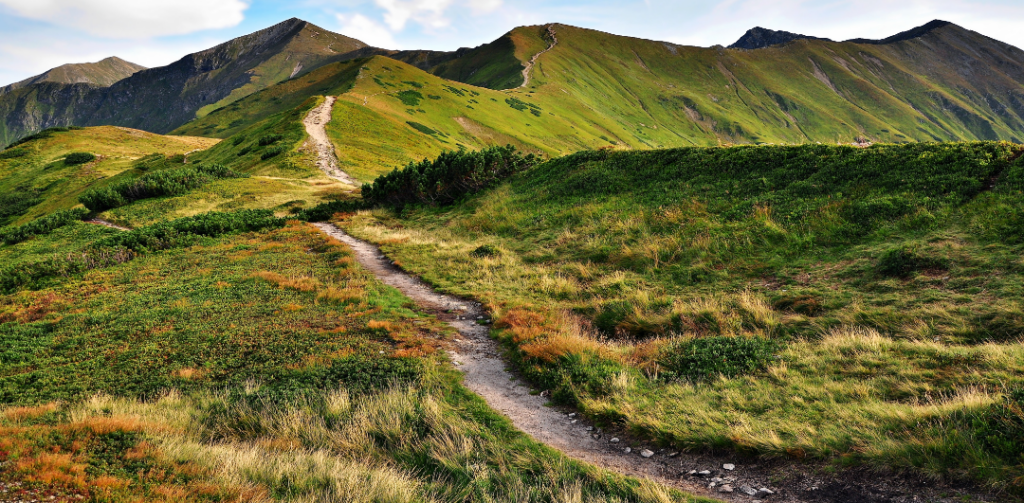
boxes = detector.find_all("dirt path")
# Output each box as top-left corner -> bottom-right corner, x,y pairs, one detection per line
85,219 -> 130,231
303,97 -> 357,186
520,25 -> 558,88
313,222 -> 999,503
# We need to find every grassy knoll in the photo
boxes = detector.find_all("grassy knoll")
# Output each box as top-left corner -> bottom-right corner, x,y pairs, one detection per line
0,215 -> 710,502
0,127 -> 217,225
340,141 -> 1024,491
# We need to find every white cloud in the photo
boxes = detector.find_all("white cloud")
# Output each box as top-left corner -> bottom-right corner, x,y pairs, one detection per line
376,0 -> 455,31
0,0 -> 249,39
337,13 -> 400,48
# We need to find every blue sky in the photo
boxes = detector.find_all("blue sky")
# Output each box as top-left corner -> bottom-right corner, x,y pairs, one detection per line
2,0 -> 1024,86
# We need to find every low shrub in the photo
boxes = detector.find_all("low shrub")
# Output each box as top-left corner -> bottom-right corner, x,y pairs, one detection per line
470,244 -> 499,257
64,152 -> 96,166
0,210 -> 284,293
261,146 -> 285,160
0,148 -> 27,160
876,246 -> 947,278
0,191 -> 41,226
296,200 -> 368,222
659,336 -> 778,381
362,145 -> 539,207
79,163 -> 248,212
0,208 -> 89,245
257,134 -> 284,146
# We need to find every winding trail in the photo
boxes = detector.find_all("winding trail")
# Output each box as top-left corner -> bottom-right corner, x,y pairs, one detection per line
303,97 -> 357,186
86,219 -> 130,231
313,223 -> 996,503
520,25 -> 558,88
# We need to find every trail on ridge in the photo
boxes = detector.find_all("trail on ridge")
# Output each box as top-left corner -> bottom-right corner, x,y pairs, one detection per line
303,97 -> 357,186
520,25 -> 558,88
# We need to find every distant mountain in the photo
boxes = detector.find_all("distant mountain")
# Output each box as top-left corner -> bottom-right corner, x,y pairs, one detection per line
846,19 -> 952,44
172,19 -> 1024,183
0,18 -> 369,145
1,57 -> 144,92
407,20 -> 1024,145
729,27 -> 831,49
7,18 -> 1024,152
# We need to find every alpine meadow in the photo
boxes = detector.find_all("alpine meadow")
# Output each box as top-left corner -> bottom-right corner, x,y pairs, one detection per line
3,6 -> 1024,503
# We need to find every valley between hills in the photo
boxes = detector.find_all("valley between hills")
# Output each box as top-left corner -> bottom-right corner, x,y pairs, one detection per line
1,15 -> 1024,503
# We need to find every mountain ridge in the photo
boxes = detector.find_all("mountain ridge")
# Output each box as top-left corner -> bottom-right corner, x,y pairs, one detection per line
0,57 -> 145,92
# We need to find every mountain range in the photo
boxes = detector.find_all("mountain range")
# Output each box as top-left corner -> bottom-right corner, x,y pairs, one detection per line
3,17 -> 1024,155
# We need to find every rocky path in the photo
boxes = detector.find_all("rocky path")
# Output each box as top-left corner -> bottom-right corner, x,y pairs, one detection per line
520,25 -> 558,88
314,223 -> 999,503
85,219 -> 130,231
303,97 -> 357,185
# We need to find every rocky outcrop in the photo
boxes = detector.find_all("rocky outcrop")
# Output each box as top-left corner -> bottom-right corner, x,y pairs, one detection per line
729,27 -> 831,49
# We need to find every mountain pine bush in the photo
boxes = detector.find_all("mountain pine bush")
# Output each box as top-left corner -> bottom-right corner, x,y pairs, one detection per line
79,163 -> 248,212
361,145 -> 539,207
0,208 -> 89,245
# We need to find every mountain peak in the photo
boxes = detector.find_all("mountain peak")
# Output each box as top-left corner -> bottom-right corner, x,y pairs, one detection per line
846,20 -> 953,44
729,27 -> 832,49
2,57 -> 145,91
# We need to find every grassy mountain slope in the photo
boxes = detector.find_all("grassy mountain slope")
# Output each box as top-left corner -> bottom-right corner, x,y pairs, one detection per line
1,57 -> 145,91
430,21 -> 1024,145
178,19 -> 1024,186
0,19 -> 368,146
342,141 -> 1024,490
0,126 -> 217,224
0,216 -> 706,503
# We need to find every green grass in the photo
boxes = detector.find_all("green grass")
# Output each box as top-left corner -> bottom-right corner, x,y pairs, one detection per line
0,126 -> 218,225
0,219 -> 714,503
340,141 -> 1024,491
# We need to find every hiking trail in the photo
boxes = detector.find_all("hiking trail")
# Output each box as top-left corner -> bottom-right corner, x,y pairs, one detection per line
303,97 -> 357,185
520,25 -> 558,88
313,222 -> 996,503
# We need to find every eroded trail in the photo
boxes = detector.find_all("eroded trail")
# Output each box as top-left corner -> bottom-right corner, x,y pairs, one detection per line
314,223 -> 995,503
303,97 -> 357,185
86,219 -> 131,231
520,25 -> 558,88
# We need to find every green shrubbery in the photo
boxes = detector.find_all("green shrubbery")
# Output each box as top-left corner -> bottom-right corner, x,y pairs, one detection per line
659,336 -> 779,381
260,146 -> 285,160
0,191 -> 41,226
0,210 -> 283,292
362,145 -> 539,207
257,134 -> 284,146
79,163 -> 247,212
876,246 -> 948,278
0,148 -> 27,160
97,209 -> 283,252
0,208 -> 89,245
64,152 -> 96,165
296,200 -> 368,222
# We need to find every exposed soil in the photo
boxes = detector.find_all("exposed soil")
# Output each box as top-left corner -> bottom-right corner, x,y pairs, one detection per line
302,97 -> 357,185
520,25 -> 558,88
313,222 -> 1005,503
85,218 -> 130,231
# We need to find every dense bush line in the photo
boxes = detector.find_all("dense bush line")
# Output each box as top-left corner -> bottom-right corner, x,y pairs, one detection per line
0,210 -> 284,292
64,152 -> 95,166
295,200 -> 368,222
361,145 -> 539,207
0,208 -> 89,245
79,163 -> 248,212
0,191 -> 41,226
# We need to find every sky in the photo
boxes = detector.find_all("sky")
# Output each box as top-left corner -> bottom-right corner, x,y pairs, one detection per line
2,0 -> 1024,86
